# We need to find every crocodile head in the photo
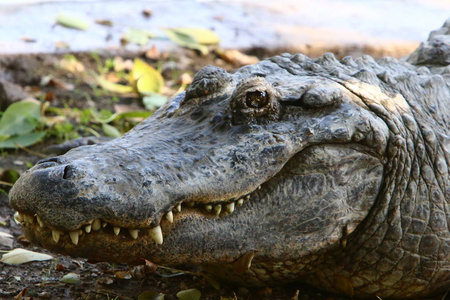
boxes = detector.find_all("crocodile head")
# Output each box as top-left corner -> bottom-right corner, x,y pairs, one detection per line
11,53 -> 405,294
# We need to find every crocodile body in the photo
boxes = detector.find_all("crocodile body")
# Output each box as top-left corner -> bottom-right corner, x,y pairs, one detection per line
9,20 -> 450,298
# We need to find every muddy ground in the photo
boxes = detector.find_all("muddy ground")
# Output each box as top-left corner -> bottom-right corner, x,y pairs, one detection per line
0,47 -> 447,300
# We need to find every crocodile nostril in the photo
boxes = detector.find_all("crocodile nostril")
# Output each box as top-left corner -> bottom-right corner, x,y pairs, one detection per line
63,165 -> 76,180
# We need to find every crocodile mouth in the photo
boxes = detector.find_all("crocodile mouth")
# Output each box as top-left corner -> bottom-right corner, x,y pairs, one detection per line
14,186 -> 260,247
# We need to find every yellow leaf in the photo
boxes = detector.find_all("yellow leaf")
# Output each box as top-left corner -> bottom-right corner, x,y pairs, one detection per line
95,75 -> 133,94
130,59 -> 164,94
171,27 -> 220,45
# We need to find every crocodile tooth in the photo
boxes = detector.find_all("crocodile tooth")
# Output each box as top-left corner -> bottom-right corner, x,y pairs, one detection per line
69,231 -> 79,245
113,227 -> 121,235
258,186 -> 261,190
237,199 -> 244,206
165,211 -> 174,223
35,215 -> 44,227
14,212 -> 23,223
102,222 -> 107,228
149,225 -> 163,244
226,202 -> 235,213
85,224 -> 92,233
129,229 -> 139,239
214,204 -> 222,215
52,230 -> 61,243
175,203 -> 182,212
205,204 -> 212,212
92,219 -> 101,231
245,195 -> 250,200
187,202 -> 195,207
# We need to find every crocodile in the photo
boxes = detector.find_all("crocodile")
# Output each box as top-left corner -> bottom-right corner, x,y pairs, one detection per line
9,20 -> 450,298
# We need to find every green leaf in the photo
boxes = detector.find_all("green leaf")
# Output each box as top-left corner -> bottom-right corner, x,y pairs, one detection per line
130,59 -> 164,94
171,28 -> 220,45
0,132 -> 46,149
95,75 -> 134,94
0,134 -> 10,142
164,29 -> 209,55
55,13 -> 89,30
176,289 -> 201,300
118,111 -> 152,119
102,123 -> 121,138
0,248 -> 53,264
122,28 -> 156,46
0,99 -> 42,136
142,93 -> 168,111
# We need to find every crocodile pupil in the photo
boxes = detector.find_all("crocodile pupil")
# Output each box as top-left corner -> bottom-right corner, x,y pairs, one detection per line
245,91 -> 268,108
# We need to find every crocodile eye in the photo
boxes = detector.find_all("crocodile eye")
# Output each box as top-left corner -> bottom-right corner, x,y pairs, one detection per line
246,91 -> 268,108
230,77 -> 280,125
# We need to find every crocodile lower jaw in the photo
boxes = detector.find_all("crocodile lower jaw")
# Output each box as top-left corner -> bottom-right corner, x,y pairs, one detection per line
14,186 -> 260,246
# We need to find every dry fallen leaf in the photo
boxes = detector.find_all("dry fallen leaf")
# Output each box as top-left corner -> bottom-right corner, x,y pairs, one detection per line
218,49 -> 259,65
145,45 -> 160,60
113,56 -> 134,72
20,36 -> 37,43
54,41 -> 70,50
59,56 -> 85,73
142,9 -> 153,18
60,272 -> 80,284
0,248 -> 53,264
176,289 -> 201,300
0,231 -> 13,249
95,19 -> 113,26
178,73 -> 193,85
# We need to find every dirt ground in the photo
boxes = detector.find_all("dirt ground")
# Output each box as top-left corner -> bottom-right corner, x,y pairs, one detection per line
0,47 -> 447,300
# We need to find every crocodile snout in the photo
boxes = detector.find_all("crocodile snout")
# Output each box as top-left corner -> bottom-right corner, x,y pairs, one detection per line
9,157 -> 93,229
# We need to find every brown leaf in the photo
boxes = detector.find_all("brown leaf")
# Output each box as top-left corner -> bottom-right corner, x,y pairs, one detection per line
142,9 -> 153,18
290,289 -> 300,300
145,45 -> 160,60
115,271 -> 132,279
218,49 -> 259,66
178,73 -> 193,85
113,57 -> 134,72
44,92 -> 54,101
20,37 -> 36,43
95,19 -> 113,26
232,250 -> 257,274
54,41 -> 70,50
144,259 -> 159,273
47,78 -> 74,91
13,288 -> 27,300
